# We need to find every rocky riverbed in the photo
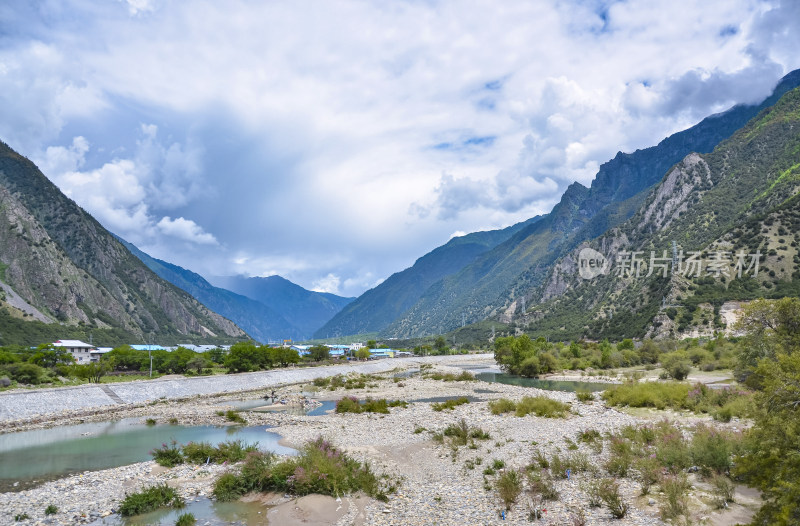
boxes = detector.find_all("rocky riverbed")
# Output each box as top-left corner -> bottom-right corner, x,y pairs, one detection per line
0,360 -> 758,525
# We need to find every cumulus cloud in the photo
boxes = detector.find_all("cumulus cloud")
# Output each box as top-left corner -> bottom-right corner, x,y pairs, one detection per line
2,0 -> 799,297
34,127 -> 215,249
157,217 -> 217,245
311,274 -> 341,295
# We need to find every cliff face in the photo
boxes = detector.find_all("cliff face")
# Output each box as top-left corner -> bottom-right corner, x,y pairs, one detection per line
0,140 -> 245,345
523,87 -> 800,341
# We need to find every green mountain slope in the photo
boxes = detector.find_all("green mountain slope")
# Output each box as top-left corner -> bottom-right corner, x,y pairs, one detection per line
119,239 -> 305,343
0,141 -> 246,346
313,216 -> 542,338
383,69 -> 800,338
209,274 -> 353,340
525,86 -> 800,341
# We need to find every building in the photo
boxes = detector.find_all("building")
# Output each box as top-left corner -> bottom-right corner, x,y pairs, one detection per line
53,340 -> 95,364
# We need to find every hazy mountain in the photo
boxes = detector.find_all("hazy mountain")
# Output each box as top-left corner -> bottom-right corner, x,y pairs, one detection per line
208,275 -> 354,340
119,239 -> 305,343
382,68 -> 800,338
313,216 -> 542,338
0,141 -> 246,346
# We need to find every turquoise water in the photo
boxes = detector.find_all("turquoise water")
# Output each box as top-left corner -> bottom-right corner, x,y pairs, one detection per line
476,371 -> 610,392
89,497 -> 269,526
0,418 -> 294,492
230,398 -> 337,416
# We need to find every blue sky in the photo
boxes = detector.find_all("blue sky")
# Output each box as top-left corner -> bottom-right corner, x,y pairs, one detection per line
1,0 -> 798,297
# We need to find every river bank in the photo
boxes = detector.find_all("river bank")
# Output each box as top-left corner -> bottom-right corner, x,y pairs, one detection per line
0,360 -> 757,526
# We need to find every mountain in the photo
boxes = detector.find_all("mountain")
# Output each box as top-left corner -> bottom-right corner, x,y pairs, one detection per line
0,140 -> 246,346
209,275 -> 353,339
118,239 -> 305,343
382,68 -> 800,338
313,216 -> 542,338
524,85 -> 800,341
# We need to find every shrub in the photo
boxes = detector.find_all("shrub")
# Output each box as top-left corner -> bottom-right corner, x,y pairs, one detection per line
654,430 -> 690,473
175,513 -> 196,526
212,472 -> 245,501
514,396 -> 570,418
528,470 -> 559,501
710,474 -> 735,509
495,469 -> 523,509
550,452 -> 592,478
602,382 -> 689,410
431,397 -> 469,411
151,440 -> 183,467
44,504 -> 57,515
576,390 -> 594,403
335,396 -> 362,413
119,484 -> 185,516
224,410 -> 246,424
212,437 -> 396,502
145,418 -> 157,426
581,479 -> 604,508
689,424 -> 737,475
635,455 -> 662,495
605,437 -> 635,477
659,474 -> 690,521
488,398 -> 516,415
597,478 -> 628,519
361,399 -> 389,413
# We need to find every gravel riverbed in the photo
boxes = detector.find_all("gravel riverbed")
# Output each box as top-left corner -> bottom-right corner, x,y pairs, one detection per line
0,359 -> 754,525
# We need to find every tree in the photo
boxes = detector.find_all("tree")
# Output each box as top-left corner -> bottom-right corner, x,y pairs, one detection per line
735,352 -> 800,525
73,362 -> 109,383
433,336 -> 448,355
225,341 -> 260,373
308,345 -> 330,362
736,297 -> 800,373
660,351 -> 692,380
366,340 -> 378,349
28,344 -> 74,368
187,355 -> 211,374
355,348 -> 371,361
104,345 -> 147,371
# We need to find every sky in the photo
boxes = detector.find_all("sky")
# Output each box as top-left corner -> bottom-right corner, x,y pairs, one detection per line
1,0 -> 799,298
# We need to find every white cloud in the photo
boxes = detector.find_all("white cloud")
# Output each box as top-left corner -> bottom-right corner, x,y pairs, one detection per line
2,0 -> 799,297
156,217 -> 217,245
311,274 -> 341,295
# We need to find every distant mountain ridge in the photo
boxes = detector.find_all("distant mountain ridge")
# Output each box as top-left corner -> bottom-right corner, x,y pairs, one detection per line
118,239 -> 307,342
120,241 -> 354,342
208,274 -> 353,339
0,140 -> 246,346
313,215 -> 542,338
381,68 -> 800,338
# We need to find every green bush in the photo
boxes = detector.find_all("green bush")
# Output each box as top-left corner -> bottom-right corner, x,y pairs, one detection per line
212,438 -> 396,502
602,381 -> 689,410
597,478 -> 628,519
495,469 -> 523,509
44,504 -> 57,515
514,396 -> 570,418
151,440 -> 183,467
659,474 -> 690,521
654,430 -> 690,473
431,397 -> 470,412
689,424 -> 738,475
576,390 -> 594,403
175,513 -> 196,526
224,410 -> 246,424
488,398 -> 516,415
118,484 -> 185,517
